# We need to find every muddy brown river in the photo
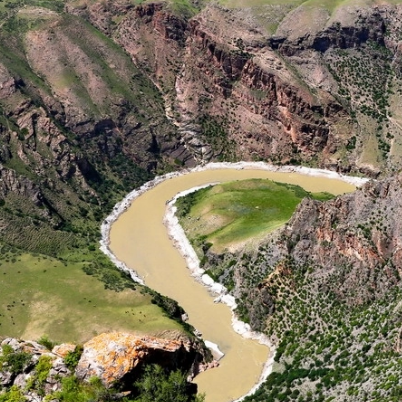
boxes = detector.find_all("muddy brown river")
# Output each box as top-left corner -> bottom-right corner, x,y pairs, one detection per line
109,167 -> 357,402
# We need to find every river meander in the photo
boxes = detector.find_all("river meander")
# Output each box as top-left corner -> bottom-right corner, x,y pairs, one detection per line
109,166 -> 360,402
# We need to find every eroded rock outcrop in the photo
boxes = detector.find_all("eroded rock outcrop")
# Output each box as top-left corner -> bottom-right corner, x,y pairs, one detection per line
0,331 -> 206,400
279,175 -> 402,304
0,337 -> 71,398
75,331 -> 203,387
201,173 -> 402,334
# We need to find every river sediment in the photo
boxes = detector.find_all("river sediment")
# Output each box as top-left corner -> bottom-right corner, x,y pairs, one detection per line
101,162 -> 369,402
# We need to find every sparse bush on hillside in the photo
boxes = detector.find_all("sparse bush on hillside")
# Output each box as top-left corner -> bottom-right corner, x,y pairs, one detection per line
64,345 -> 83,371
37,335 -> 56,351
134,364 -> 205,402
0,345 -> 31,375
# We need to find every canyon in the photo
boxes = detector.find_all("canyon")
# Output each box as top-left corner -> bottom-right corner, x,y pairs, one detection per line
1,0 -> 402,258
1,0 -> 402,401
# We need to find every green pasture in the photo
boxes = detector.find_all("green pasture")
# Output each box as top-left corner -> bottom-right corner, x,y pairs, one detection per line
0,249 -> 182,344
177,179 -> 333,253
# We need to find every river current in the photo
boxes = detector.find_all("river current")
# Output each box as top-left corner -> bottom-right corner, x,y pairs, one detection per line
108,164 -> 364,402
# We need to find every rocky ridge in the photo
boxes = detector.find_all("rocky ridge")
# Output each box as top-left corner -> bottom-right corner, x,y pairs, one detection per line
1,0 -> 402,254
76,332 -> 204,387
66,0 -> 402,176
189,172 -> 402,401
199,174 -> 402,331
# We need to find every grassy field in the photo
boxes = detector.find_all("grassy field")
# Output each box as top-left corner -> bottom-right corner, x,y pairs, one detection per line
0,247 -> 183,344
177,179 -> 333,254
0,1 -> 186,346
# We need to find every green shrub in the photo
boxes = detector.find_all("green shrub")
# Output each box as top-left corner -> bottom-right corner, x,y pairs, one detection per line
0,345 -> 31,374
36,355 -> 53,387
0,385 -> 27,402
64,346 -> 83,371
37,335 -> 56,351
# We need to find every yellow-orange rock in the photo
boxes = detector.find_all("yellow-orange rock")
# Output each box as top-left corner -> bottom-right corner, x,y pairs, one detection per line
52,343 -> 76,358
75,332 -> 197,387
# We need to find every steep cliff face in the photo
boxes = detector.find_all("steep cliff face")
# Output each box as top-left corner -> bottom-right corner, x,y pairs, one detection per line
222,175 -> 402,330
64,0 -> 402,176
193,174 -> 402,400
282,177 -> 402,303
174,10 -> 349,165
272,3 -> 388,54
76,332 -> 203,387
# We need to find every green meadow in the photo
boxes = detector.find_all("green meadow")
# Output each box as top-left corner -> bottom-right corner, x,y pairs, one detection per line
177,179 -> 333,254
0,247 -> 182,344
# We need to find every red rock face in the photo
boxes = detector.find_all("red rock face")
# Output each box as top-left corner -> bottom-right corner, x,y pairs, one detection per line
70,2 -> 355,170
277,174 -> 402,304
63,1 -> 402,175
222,174 -> 402,332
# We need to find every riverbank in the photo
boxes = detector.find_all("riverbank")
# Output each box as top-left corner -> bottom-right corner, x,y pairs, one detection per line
99,162 -> 370,401
163,187 -> 274,402
100,162 -> 369,285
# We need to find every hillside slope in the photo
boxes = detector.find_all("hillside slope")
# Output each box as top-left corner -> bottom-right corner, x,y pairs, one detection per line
1,0 -> 402,255
0,3 -> 196,256
193,174 -> 402,401
1,0 -> 402,400
67,0 -> 402,176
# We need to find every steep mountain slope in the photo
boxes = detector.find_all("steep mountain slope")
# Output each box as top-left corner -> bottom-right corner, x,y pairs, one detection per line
1,0 -> 402,256
0,4 -> 193,256
67,0 -> 402,176
188,174 -> 402,401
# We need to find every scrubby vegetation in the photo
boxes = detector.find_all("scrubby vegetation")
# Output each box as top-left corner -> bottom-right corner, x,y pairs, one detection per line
198,115 -> 237,161
239,256 -> 402,402
0,344 -> 31,375
177,179 -> 402,401
133,364 -> 205,402
325,41 -> 396,163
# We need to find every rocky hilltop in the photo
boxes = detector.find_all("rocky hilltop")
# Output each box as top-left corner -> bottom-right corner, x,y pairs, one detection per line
192,173 -> 402,401
0,331 -> 207,401
228,173 -> 402,326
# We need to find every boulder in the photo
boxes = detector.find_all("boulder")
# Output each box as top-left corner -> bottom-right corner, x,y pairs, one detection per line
75,332 -> 198,387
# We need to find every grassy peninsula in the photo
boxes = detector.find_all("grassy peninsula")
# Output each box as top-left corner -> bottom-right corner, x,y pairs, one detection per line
176,179 -> 333,254
176,177 -> 402,402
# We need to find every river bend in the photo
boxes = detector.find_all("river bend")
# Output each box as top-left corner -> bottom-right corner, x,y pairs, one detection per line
108,164 -> 364,402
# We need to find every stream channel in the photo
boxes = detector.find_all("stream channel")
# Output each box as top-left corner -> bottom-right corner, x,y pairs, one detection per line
108,164 -> 361,402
